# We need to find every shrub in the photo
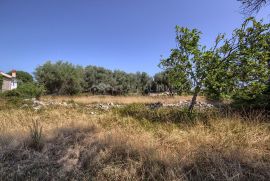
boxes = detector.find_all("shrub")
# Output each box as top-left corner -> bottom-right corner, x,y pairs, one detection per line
0,74 -> 3,90
117,104 -> 216,123
27,119 -> 44,151
2,83 -> 45,99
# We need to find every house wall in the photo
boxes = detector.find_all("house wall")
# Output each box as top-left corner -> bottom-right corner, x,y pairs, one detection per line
1,78 -> 12,92
10,78 -> 17,90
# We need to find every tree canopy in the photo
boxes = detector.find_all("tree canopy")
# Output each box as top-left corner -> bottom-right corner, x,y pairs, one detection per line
238,0 -> 269,14
34,61 -> 170,96
160,17 -> 270,112
35,61 -> 84,95
8,70 -> 33,85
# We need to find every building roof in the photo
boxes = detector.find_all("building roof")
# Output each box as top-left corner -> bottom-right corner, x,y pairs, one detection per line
0,71 -> 12,79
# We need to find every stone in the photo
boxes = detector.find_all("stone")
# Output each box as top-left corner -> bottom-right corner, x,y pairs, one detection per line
20,104 -> 29,108
108,102 -> 114,106
149,102 -> 163,109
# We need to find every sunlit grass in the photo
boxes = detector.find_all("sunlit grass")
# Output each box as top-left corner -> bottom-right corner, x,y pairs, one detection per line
0,97 -> 269,180
42,95 -> 207,105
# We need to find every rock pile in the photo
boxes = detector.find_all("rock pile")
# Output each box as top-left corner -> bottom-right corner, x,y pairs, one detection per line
148,102 -> 163,109
86,103 -> 123,111
22,98 -> 79,111
148,101 -> 214,110
20,98 -> 214,112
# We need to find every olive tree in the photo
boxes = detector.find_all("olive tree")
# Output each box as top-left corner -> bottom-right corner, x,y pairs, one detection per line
35,61 -> 84,95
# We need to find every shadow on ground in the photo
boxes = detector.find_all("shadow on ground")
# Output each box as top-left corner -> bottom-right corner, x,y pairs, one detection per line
0,124 -> 269,180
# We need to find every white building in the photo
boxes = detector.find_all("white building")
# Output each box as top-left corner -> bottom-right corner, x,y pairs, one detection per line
0,70 -> 18,92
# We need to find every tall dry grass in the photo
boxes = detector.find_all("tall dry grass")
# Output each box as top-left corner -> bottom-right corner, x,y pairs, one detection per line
42,95 -> 207,105
0,102 -> 269,180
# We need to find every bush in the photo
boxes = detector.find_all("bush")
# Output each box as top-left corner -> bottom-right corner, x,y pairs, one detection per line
0,75 -> 3,89
7,70 -> 33,85
117,104 -> 216,123
2,83 -> 45,99
232,94 -> 270,110
28,119 -> 44,151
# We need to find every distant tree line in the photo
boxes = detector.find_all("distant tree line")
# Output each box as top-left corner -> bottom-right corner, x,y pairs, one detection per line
34,61 -> 182,96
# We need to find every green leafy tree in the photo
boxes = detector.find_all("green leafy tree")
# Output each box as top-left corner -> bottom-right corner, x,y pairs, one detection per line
231,18 -> 270,101
160,18 -> 270,112
83,66 -> 149,95
35,61 -> 83,95
152,71 -> 175,94
153,72 -> 169,93
139,72 -> 152,94
112,70 -> 131,95
160,26 -> 221,112
8,70 -> 33,85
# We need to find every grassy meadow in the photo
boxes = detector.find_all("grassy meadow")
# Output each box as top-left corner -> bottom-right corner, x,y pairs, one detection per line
0,96 -> 270,180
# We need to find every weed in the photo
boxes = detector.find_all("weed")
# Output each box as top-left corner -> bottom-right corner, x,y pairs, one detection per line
117,104 -> 217,124
28,119 -> 44,151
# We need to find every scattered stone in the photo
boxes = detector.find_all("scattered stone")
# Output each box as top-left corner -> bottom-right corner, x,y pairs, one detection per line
33,105 -> 43,111
148,102 -> 163,109
20,104 -> 29,108
108,102 -> 114,106
21,98 -> 214,111
151,101 -> 214,110
33,100 -> 46,107
98,104 -> 109,110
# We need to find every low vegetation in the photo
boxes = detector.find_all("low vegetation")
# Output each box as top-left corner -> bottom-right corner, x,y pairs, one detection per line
42,95 -> 206,105
1,83 -> 45,100
0,97 -> 269,180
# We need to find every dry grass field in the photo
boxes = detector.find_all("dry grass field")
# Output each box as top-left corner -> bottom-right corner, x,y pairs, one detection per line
42,95 -> 207,105
0,96 -> 269,180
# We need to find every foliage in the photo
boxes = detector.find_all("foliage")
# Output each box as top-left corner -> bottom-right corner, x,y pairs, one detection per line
0,74 -> 3,91
7,70 -> 33,85
151,71 -> 179,94
230,18 -> 270,101
35,61 -> 84,95
2,83 -> 45,99
83,65 -> 152,95
34,62 -> 153,96
160,18 -> 270,111
238,0 -> 269,14
28,119 -> 44,151
160,26 -> 228,111
117,104 -> 216,123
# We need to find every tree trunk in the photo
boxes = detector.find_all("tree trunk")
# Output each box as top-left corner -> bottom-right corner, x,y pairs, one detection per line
188,86 -> 200,113
168,86 -> 174,97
